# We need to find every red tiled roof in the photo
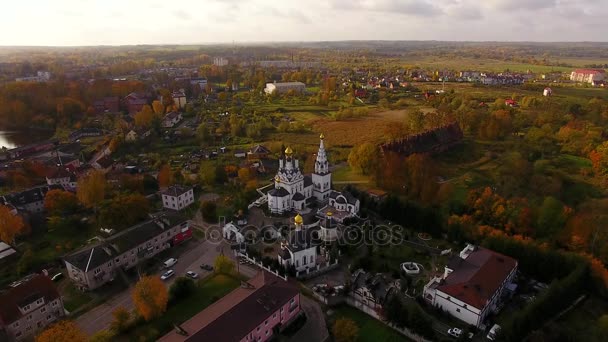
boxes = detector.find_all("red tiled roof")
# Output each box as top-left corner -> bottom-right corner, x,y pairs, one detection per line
159,272 -> 299,342
573,69 -> 606,75
0,275 -> 60,324
437,247 -> 517,310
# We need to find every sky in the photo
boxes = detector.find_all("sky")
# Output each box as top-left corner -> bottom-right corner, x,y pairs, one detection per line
2,0 -> 607,46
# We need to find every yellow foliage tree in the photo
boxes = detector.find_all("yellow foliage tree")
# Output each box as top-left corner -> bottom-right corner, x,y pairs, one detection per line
132,276 -> 168,321
77,171 -> 106,211
36,320 -> 87,342
158,164 -> 173,188
332,318 -> 359,342
0,204 -> 25,244
134,105 -> 154,128
214,254 -> 235,275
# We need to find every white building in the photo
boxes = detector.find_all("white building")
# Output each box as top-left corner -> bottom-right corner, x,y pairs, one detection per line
264,82 -> 306,95
161,185 -> 194,211
570,69 -> 606,84
278,214 -> 317,272
266,135 -> 359,220
0,275 -> 65,341
423,244 -> 518,327
172,90 -> 187,109
162,112 -> 183,128
213,57 -> 229,66
45,167 -> 77,189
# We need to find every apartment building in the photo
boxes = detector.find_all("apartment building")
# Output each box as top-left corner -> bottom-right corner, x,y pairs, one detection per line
161,185 -> 195,211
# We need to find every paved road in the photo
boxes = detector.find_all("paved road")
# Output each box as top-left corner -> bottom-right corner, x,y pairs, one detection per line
289,296 -> 329,342
76,239 -> 229,335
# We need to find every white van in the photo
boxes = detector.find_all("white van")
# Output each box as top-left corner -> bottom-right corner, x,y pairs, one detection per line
487,324 -> 501,341
163,258 -> 178,268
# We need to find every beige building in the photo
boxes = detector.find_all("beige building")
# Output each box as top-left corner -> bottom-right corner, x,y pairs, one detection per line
570,69 -> 606,83
64,213 -> 189,290
264,82 -> 306,95
0,275 -> 65,341
161,185 -> 195,211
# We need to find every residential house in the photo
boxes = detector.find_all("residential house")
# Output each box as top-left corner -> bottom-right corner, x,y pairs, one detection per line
92,97 -> 119,114
247,145 -> 271,161
0,275 -> 65,341
69,128 -> 103,142
264,82 -> 306,95
45,167 -> 77,189
124,93 -> 148,115
366,189 -> 387,202
234,149 -> 247,158
64,213 -> 190,290
172,90 -> 187,109
163,112 -> 183,128
423,244 -> 517,327
0,241 -> 18,266
278,214 -> 319,272
570,69 -> 606,84
125,128 -> 152,142
159,271 -> 301,342
0,186 -> 61,214
350,269 -> 397,311
213,57 -> 229,66
189,78 -> 208,90
161,185 -> 194,211
95,156 -> 114,171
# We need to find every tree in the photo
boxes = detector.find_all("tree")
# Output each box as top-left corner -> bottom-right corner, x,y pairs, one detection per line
0,205 -> 25,244
237,168 -> 251,183
152,100 -> 164,115
169,277 -> 196,303
158,164 -> 172,188
407,109 -> 425,133
36,320 -> 87,342
44,189 -> 79,215
196,123 -> 212,145
200,201 -> 217,222
110,307 -> 131,333
89,330 -> 114,342
348,143 -> 379,176
99,194 -> 150,229
332,318 -> 359,342
214,254 -> 235,275
132,276 -> 169,321
134,105 -> 155,128
77,170 -> 106,211
536,196 -> 567,238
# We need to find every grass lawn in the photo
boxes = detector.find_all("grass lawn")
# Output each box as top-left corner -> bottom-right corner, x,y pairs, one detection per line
332,165 -> 371,183
127,274 -> 241,341
63,283 -> 93,312
330,306 -> 411,342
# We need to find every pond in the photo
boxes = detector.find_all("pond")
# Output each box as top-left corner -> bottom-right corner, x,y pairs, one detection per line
0,129 -> 54,149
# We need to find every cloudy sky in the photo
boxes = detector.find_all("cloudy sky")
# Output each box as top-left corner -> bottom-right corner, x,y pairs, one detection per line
2,0 -> 606,45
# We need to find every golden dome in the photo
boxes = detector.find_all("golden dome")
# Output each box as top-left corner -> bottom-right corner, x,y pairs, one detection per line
275,175 -> 280,183
326,211 -> 333,217
285,146 -> 293,155
294,213 -> 303,225
320,133 -> 325,139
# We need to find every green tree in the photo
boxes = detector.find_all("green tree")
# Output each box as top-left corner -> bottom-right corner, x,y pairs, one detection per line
536,196 -> 567,238
169,277 -> 196,303
407,109 -> 425,133
347,143 -> 379,176
200,201 -> 217,223
110,307 -> 131,333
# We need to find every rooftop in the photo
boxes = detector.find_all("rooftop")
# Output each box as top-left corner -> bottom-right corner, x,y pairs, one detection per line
0,275 -> 60,324
437,246 -> 517,310
159,271 -> 299,342
162,185 -> 193,197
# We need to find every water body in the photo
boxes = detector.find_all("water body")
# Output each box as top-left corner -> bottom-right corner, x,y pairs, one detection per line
0,129 -> 55,149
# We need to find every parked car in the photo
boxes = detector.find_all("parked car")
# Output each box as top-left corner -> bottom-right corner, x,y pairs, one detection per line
161,270 -> 175,280
51,273 -> 64,282
186,271 -> 199,279
448,328 -> 462,338
487,324 -> 501,341
200,264 -> 213,271
163,258 -> 178,268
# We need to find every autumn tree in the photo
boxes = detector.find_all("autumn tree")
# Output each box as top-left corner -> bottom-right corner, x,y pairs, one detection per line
44,189 -> 79,215
152,100 -> 165,115
134,105 -> 155,128
132,276 -> 169,321
332,318 -> 359,342
237,168 -> 251,183
110,307 -> 131,333
348,143 -> 379,176
36,320 -> 87,342
214,254 -> 235,275
77,171 -> 106,212
158,164 -> 173,188
0,205 -> 25,244
99,193 -> 150,229
407,108 -> 425,133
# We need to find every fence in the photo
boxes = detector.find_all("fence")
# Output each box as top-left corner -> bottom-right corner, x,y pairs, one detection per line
296,260 -> 339,280
236,252 -> 288,281
345,296 -> 433,342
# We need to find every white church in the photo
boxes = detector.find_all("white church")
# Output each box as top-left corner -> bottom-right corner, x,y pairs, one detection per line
267,134 -> 359,219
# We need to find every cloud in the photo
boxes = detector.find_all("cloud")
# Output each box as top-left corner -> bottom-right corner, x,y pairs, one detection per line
330,0 -> 443,17
172,10 -> 192,20
486,0 -> 557,10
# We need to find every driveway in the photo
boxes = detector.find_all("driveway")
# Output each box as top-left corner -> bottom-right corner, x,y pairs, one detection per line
289,296 -> 329,342
76,239 -> 230,335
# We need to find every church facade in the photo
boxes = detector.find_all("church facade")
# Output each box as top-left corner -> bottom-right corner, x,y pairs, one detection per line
267,134 -> 333,214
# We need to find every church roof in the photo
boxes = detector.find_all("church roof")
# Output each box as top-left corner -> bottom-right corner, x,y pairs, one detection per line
268,187 -> 290,197
287,227 -> 320,252
292,192 -> 305,201
329,190 -> 358,205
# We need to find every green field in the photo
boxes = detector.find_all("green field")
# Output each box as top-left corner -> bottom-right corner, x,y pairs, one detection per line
330,306 -> 411,342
